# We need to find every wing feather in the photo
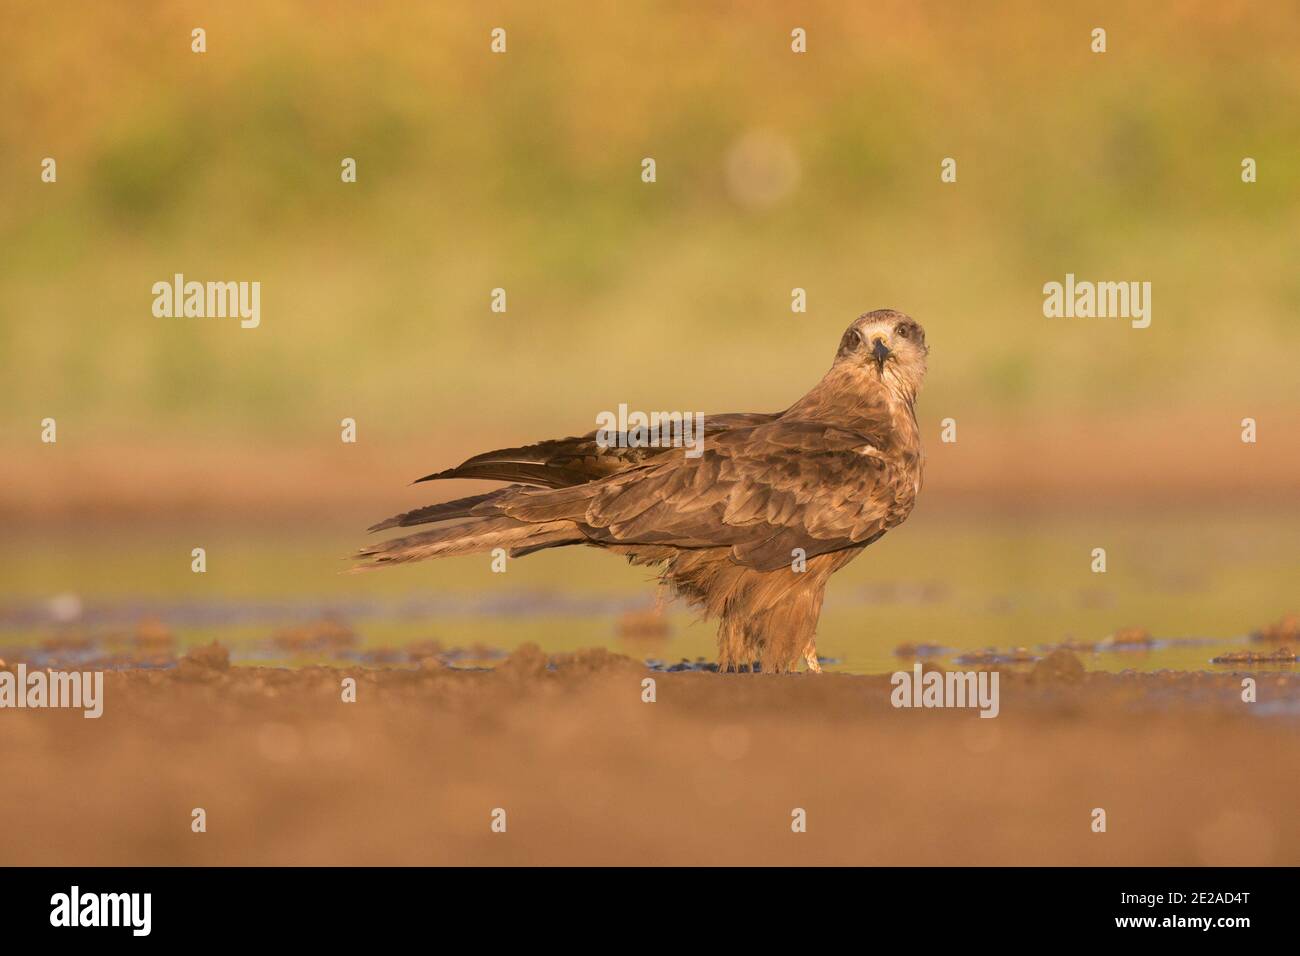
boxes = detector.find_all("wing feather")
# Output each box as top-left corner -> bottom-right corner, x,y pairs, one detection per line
367,412 -> 915,573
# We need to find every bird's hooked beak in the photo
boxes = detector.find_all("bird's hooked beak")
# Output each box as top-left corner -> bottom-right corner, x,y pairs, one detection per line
870,334 -> 892,369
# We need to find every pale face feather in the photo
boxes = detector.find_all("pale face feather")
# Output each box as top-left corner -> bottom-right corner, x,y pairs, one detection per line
833,310 -> 929,408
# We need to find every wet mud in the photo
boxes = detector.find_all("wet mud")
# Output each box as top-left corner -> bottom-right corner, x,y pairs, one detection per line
1,640 -> 1296,866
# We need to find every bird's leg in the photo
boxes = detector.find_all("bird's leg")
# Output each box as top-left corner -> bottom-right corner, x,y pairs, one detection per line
715,616 -> 745,674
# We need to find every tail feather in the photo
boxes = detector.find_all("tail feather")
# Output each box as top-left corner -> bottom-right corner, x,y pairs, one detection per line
353,517 -> 580,569
366,486 -> 525,532
416,460 -> 599,488
508,529 -> 587,558
414,438 -> 614,489
359,412 -> 783,572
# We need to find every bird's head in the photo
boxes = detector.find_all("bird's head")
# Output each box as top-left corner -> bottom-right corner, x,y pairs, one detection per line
834,309 -> 928,402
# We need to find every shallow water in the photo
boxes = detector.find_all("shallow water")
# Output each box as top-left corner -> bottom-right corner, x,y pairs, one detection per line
2,506 -> 1296,675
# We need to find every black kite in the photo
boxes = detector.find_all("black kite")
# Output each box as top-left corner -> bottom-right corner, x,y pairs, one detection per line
359,310 -> 928,673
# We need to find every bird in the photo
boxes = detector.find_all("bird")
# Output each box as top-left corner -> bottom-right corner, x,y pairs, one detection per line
357,309 -> 928,674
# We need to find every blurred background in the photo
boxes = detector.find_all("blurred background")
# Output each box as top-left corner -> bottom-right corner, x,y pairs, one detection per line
2,0 -> 1297,672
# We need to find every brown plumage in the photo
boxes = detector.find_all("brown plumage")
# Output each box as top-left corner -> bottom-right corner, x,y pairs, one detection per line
357,310 -> 928,673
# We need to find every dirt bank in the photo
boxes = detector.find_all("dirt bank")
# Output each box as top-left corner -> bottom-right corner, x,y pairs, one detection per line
1,645 -> 1295,866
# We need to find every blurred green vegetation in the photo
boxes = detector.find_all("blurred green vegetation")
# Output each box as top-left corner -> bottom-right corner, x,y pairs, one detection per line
2,1 -> 1298,448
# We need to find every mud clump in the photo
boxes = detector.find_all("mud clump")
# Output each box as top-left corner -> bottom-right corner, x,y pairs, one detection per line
185,641 -> 230,669
955,647 -> 1036,665
177,641 -> 231,680
405,640 -> 444,663
552,647 -> 644,675
1252,613 -> 1299,643
1212,647 -> 1296,665
1104,626 -> 1154,648
1057,637 -> 1097,652
492,644 -> 643,680
134,617 -> 176,654
41,633 -> 93,652
495,642 -> 550,680
894,642 -> 946,658
953,649 -> 999,665
1033,648 -> 1086,683
616,605 -> 671,642
272,617 -> 357,653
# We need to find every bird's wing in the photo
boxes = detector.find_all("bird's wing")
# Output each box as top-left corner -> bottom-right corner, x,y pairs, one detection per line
497,418 -> 911,571
413,411 -> 778,488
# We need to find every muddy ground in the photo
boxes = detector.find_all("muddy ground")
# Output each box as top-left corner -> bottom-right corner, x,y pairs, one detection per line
1,644 -> 1295,866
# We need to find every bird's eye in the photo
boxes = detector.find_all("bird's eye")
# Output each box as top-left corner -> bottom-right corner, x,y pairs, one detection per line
895,324 -> 910,339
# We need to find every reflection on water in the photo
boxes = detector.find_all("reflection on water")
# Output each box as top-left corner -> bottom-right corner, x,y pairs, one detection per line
1,508 -> 1296,676
1,597 -> 1294,677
